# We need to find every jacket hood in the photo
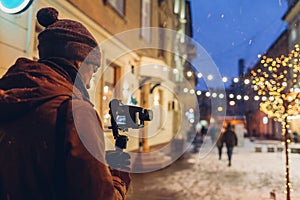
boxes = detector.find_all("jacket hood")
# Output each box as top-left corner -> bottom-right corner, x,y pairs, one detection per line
0,57 -> 86,122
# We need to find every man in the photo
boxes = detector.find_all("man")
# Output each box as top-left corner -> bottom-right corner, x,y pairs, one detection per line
222,123 -> 238,167
0,7 -> 130,199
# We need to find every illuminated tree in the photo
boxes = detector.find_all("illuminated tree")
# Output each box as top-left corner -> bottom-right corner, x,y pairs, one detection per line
251,44 -> 300,200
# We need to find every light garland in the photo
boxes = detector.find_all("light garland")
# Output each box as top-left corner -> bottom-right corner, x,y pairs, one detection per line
251,44 -> 300,200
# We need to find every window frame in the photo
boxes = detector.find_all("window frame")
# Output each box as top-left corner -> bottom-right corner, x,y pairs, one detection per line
105,0 -> 126,17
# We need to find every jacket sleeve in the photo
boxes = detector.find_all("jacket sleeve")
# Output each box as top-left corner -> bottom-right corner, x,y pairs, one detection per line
63,100 -> 129,200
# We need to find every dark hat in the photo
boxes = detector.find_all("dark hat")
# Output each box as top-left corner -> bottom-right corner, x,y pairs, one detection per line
36,7 -> 101,67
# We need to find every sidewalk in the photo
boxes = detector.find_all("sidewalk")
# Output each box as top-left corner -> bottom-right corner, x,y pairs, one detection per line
126,138 -> 300,200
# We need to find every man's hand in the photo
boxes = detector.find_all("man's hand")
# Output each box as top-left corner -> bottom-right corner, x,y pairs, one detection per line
106,150 -> 131,191
106,150 -> 131,171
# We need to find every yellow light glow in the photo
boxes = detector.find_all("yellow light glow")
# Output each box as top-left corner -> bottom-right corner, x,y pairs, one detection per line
207,74 -> 213,80
244,79 -> 250,84
187,71 -> 193,77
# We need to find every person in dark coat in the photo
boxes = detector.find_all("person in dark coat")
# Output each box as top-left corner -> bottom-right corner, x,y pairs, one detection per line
293,132 -> 298,143
0,7 -> 130,200
216,132 -> 223,160
222,123 -> 238,167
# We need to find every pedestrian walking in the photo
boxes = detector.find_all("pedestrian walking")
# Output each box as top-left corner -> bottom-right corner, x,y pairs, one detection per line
187,125 -> 198,153
0,7 -> 130,199
201,126 -> 208,137
190,127 -> 202,153
208,124 -> 218,144
216,132 -> 223,160
222,123 -> 238,167
293,131 -> 298,143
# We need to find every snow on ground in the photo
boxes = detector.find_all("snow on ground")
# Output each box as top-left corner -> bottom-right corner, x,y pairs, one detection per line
127,138 -> 300,200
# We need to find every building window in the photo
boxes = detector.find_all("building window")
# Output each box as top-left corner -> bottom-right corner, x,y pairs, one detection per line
140,0 -> 151,43
102,62 -> 121,128
290,27 -> 297,43
107,0 -> 125,16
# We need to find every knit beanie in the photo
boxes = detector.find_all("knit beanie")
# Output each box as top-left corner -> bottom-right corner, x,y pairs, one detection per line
36,7 -> 101,68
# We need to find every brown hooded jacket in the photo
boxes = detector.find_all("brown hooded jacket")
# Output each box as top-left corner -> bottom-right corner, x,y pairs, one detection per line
0,57 -> 129,200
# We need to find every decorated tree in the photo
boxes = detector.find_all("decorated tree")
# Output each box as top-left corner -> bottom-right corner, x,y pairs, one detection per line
251,44 -> 300,200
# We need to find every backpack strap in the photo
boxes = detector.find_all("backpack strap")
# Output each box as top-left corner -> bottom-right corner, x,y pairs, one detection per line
53,97 -> 71,199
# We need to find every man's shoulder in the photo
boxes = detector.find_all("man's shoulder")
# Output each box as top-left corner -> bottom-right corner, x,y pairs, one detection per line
71,100 -> 100,119
69,99 -> 95,113
223,130 -> 235,135
65,99 -> 102,127
229,130 -> 236,134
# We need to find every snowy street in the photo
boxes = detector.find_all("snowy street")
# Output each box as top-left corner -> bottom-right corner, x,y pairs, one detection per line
127,138 -> 300,200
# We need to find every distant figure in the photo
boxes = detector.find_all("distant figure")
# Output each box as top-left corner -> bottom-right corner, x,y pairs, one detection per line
200,126 -> 208,143
189,125 -> 201,153
187,125 -> 196,144
293,132 -> 298,143
222,123 -> 238,167
270,189 -> 276,200
252,129 -> 257,137
243,128 -> 248,137
216,132 -> 223,160
201,126 -> 208,136
208,124 -> 218,144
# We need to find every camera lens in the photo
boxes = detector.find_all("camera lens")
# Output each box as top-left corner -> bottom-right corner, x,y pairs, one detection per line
140,109 -> 153,121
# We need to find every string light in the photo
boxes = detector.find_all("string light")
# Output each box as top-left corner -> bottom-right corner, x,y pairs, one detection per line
233,77 -> 239,83
251,44 -> 300,200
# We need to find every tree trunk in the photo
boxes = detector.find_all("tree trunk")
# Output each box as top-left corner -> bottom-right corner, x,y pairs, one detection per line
283,116 -> 291,200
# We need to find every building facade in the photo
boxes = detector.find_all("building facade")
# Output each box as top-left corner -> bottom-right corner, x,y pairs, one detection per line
243,0 -> 300,138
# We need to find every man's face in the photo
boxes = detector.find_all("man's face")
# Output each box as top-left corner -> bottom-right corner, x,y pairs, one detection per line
78,62 -> 99,89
